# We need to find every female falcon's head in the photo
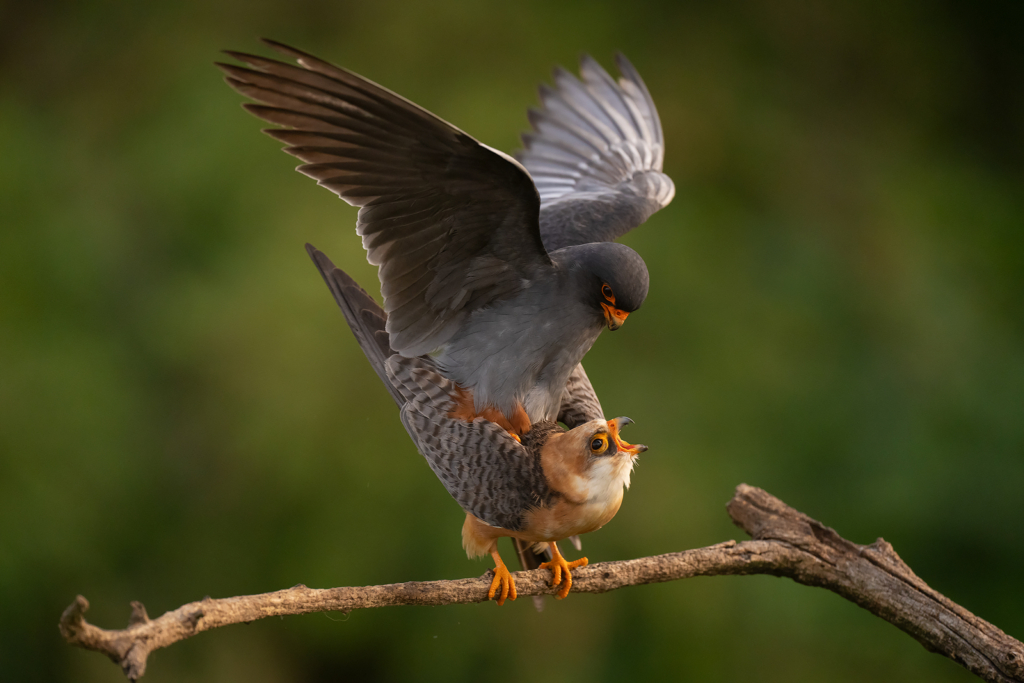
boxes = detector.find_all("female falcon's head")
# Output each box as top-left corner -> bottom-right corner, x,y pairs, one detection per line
543,417 -> 647,502
556,242 -> 650,331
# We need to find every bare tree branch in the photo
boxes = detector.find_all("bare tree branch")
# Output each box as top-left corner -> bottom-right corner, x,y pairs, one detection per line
60,484 -> 1024,682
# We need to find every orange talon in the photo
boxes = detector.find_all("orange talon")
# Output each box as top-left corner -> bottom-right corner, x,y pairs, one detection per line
488,550 -> 517,606
538,542 -> 588,600
449,387 -> 531,440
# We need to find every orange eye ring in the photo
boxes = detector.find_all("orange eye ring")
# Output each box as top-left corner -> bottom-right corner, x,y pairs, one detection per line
601,283 -> 615,303
589,433 -> 609,454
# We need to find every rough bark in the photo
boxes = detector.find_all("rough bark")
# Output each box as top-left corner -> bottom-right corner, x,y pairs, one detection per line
60,484 -> 1024,682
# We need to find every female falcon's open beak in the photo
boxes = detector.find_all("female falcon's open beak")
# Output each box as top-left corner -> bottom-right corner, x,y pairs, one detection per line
601,302 -> 630,331
606,416 -> 647,456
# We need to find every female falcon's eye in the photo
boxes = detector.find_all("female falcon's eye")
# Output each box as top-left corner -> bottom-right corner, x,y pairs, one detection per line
601,283 -> 615,303
590,434 -> 609,454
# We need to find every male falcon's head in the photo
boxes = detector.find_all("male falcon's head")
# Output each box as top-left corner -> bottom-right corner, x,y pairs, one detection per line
557,242 -> 650,331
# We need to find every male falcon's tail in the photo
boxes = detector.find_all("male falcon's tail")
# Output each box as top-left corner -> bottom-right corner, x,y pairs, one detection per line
305,243 -> 405,407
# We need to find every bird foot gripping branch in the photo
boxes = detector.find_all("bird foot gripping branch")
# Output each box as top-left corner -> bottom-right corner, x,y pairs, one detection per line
488,551 -> 518,606
539,543 -> 589,600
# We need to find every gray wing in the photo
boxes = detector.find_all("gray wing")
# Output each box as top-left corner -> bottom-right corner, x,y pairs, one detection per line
517,54 -> 675,252
220,40 -> 552,357
387,355 -> 550,531
305,243 -> 405,406
557,363 -> 604,428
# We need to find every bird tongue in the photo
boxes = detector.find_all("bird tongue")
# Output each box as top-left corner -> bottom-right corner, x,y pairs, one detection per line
606,417 -> 647,456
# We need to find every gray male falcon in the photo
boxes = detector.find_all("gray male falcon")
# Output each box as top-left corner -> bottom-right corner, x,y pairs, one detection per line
220,40 -> 673,436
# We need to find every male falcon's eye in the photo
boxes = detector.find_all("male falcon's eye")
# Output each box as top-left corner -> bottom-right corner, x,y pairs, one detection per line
601,283 -> 615,302
590,434 -> 609,454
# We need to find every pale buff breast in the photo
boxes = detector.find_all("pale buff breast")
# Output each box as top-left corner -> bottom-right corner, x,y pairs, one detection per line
522,430 -> 634,541
521,490 -> 624,541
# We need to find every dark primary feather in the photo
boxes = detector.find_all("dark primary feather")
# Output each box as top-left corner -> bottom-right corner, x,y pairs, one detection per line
517,54 -> 675,251
220,39 -> 551,358
388,355 -> 558,531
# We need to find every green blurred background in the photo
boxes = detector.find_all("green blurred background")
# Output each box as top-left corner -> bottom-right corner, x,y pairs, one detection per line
2,1 -> 1022,681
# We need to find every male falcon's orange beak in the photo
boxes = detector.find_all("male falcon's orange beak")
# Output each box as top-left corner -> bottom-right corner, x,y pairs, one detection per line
606,416 -> 647,456
601,302 -> 630,331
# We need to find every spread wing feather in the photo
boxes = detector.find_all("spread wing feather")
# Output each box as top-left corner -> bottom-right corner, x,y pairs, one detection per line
557,363 -> 604,428
517,54 -> 675,251
220,40 -> 552,357
387,355 -> 551,531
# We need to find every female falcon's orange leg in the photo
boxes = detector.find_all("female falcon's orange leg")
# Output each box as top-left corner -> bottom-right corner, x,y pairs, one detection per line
488,550 -> 517,606
538,541 -> 588,599
448,386 -> 531,441
506,402 -> 532,436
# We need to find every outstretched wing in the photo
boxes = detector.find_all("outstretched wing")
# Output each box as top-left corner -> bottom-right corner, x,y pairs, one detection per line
517,54 -> 675,252
387,355 -> 552,531
220,40 -> 552,357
